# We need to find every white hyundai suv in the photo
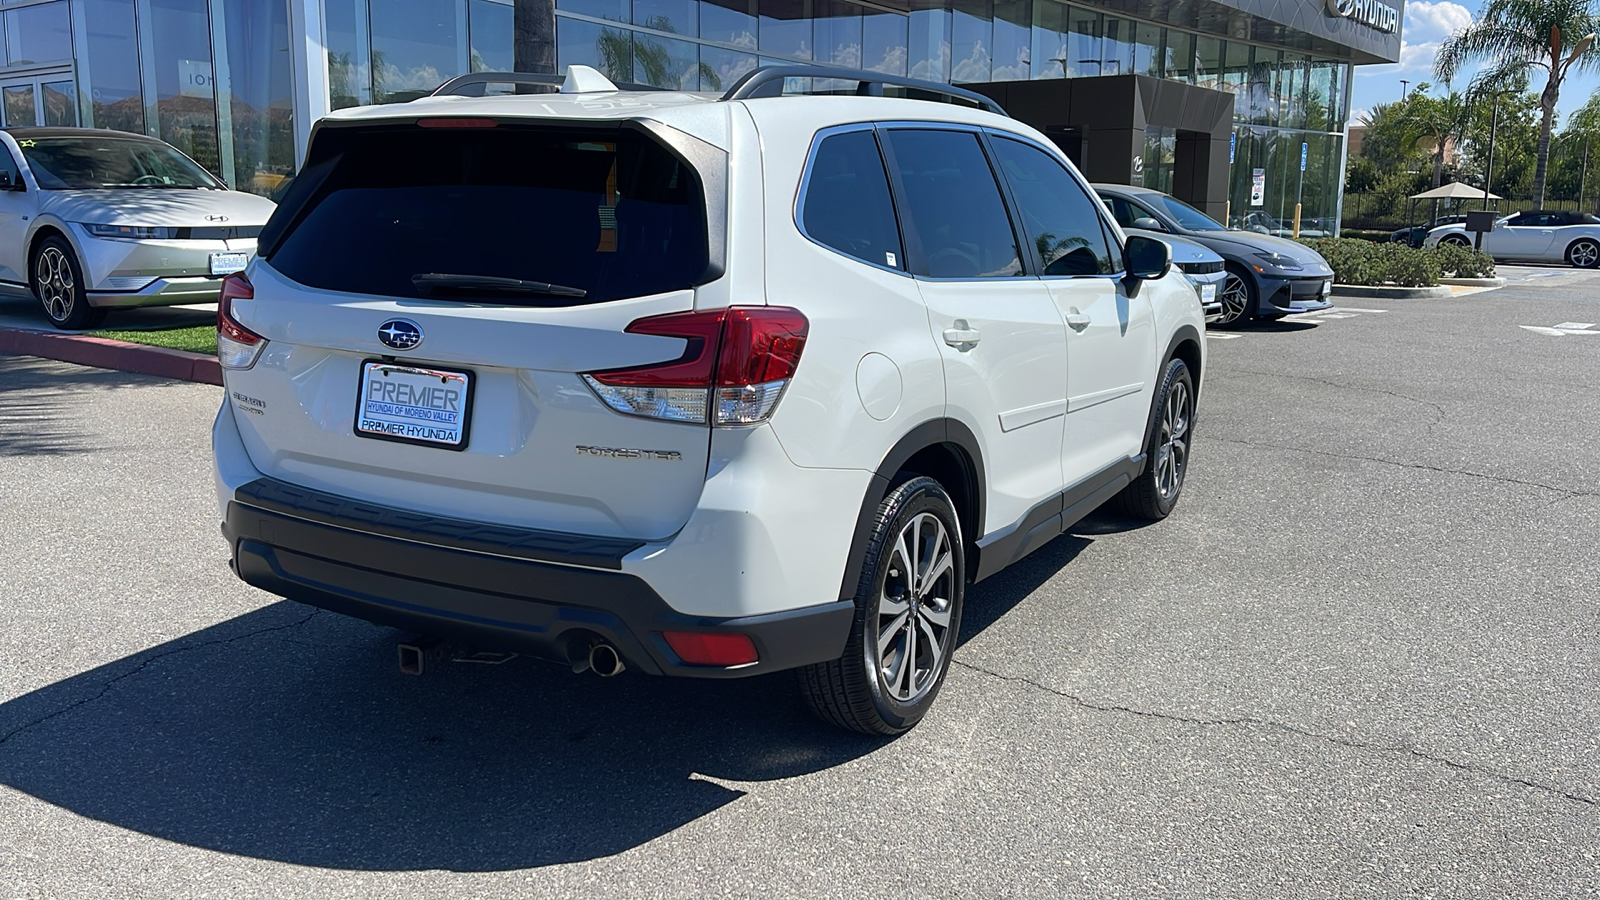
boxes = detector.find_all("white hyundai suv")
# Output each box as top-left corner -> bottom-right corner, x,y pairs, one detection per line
213,65 -> 1206,735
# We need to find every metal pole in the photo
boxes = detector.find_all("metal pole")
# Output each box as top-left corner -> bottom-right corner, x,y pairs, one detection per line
1581,138 -> 1590,212
1483,97 -> 1499,213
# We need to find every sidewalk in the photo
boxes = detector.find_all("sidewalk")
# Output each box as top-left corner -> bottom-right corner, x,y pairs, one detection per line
0,291 -> 221,385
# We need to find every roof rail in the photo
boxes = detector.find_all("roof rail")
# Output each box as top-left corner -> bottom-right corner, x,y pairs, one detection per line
719,66 -> 1008,116
430,69 -> 670,97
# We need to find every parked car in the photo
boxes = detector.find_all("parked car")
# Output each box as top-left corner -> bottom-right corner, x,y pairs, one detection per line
1236,212 -> 1330,239
1423,209 -> 1600,268
1391,214 -> 1468,247
213,65 -> 1207,736
1097,184 -> 1334,325
0,127 -> 275,329
1125,223 -> 1225,323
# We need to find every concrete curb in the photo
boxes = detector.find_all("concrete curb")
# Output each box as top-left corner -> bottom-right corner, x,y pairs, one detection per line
1331,283 -> 1454,299
1440,276 -> 1507,287
0,326 -> 222,385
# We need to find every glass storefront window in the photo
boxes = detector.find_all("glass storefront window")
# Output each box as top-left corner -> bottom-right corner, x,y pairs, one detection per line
633,31 -> 700,87
950,0 -> 991,83
558,0 -> 630,24
862,10 -> 906,74
1247,46 -> 1278,126
812,0 -> 862,68
759,0 -> 811,59
1221,39 -> 1248,115
221,0 -> 294,194
1065,7 -> 1098,78
1101,16 -> 1131,77
470,0 -> 514,71
42,80 -> 76,126
907,2 -> 949,82
1164,29 -> 1193,83
702,0 -> 757,48
1194,35 -> 1221,91
3,84 -> 35,126
558,17 -> 633,80
701,44 -> 755,88
371,0 -> 460,102
991,0 -> 1028,81
81,0 -> 144,132
326,0 -> 370,109
7,2 -> 72,66
1278,52 -> 1307,130
1030,0 -> 1064,80
636,0 -> 699,36
1305,60 -> 1335,131
1132,22 -> 1160,77
149,0 -> 220,175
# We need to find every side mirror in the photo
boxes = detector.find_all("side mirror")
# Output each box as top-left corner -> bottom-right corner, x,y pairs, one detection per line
1131,216 -> 1164,232
1124,235 -> 1171,283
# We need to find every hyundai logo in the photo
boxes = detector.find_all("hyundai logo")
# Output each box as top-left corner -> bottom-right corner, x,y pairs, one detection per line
378,319 -> 423,351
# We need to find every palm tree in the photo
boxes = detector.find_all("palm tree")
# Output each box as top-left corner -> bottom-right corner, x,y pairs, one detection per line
1405,87 -> 1477,188
1436,0 -> 1598,206
514,0 -> 556,74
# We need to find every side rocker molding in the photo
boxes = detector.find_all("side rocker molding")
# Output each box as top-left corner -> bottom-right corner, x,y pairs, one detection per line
971,454 -> 1144,582
837,419 -> 986,601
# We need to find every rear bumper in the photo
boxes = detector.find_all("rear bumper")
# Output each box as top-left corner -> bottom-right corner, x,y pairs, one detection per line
223,479 -> 854,678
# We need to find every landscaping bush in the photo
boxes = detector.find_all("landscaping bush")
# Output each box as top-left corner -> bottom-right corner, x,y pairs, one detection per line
1430,242 -> 1497,279
1337,229 -> 1394,243
1299,238 -> 1443,287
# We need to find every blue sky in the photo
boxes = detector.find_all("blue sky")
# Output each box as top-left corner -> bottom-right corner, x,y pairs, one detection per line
1349,0 -> 1600,125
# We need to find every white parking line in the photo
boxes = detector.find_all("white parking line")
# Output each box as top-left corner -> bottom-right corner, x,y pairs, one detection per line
1520,323 -> 1600,336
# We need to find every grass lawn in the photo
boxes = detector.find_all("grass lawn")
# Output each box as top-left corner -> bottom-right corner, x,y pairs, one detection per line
90,325 -> 217,356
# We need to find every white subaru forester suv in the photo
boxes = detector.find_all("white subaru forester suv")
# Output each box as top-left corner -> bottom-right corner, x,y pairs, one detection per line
212,65 -> 1206,735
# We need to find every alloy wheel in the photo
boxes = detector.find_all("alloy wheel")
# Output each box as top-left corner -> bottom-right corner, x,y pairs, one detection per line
1219,274 -> 1250,324
36,246 -> 76,324
876,511 -> 956,704
1571,240 -> 1599,269
1154,379 -> 1191,501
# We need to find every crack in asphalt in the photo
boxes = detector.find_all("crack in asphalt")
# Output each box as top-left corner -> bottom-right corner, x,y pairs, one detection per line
952,659 -> 1597,807
1214,369 -> 1447,435
0,609 -> 321,749
1212,436 -> 1600,499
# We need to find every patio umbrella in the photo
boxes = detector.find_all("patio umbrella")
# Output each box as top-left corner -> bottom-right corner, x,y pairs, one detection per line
1409,182 -> 1502,200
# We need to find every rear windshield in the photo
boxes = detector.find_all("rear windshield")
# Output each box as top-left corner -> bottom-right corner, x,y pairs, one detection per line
19,137 -> 221,190
266,126 -> 709,304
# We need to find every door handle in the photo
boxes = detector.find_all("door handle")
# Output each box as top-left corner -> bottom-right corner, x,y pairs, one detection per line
1066,312 -> 1091,331
943,321 -> 981,347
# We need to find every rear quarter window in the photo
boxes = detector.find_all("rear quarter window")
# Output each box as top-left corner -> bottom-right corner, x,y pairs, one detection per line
265,125 -> 709,304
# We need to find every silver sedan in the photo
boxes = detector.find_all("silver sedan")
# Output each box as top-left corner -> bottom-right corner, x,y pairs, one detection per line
0,127 -> 276,329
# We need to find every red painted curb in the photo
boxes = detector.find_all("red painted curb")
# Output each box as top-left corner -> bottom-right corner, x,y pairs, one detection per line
0,327 -> 222,386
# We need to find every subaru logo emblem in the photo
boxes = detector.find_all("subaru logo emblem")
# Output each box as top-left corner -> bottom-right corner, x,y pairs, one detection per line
378,319 -> 423,351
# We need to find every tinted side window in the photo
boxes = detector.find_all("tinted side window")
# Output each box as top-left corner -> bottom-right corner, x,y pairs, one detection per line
801,130 -> 903,270
883,129 -> 1023,278
990,137 -> 1117,276
1102,194 -> 1136,228
0,147 -> 19,185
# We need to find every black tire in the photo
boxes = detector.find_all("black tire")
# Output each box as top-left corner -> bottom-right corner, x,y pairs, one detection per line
1566,238 -> 1600,269
1115,357 -> 1195,521
1439,234 -> 1472,249
1217,264 -> 1256,327
33,236 -> 105,330
798,476 -> 965,736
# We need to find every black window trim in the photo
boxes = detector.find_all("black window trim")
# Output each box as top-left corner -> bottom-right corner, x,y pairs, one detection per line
792,121 -> 911,279
875,121 -> 1032,283
984,129 -> 1128,281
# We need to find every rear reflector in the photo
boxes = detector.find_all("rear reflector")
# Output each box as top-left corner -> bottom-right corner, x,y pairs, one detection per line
662,631 -> 759,667
416,117 -> 499,129
583,306 -> 808,425
216,273 -> 266,370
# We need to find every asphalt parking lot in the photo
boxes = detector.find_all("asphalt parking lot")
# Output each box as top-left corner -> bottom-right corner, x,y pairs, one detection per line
2,265 -> 1597,898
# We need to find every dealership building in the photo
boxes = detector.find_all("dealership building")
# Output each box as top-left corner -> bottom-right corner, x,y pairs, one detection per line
1,0 -> 1399,228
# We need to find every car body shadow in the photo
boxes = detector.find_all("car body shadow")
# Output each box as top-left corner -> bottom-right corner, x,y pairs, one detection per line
0,354 -> 164,456
0,512 -> 1135,871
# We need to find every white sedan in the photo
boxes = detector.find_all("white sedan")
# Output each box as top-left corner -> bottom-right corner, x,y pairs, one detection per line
1424,209 -> 1600,268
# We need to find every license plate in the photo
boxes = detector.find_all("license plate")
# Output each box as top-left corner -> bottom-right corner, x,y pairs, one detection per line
354,361 -> 473,449
1200,283 -> 1217,303
210,251 -> 250,275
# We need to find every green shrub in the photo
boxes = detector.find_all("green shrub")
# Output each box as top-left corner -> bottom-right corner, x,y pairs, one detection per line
1299,238 -> 1443,287
1336,229 -> 1394,243
1430,242 -> 1496,278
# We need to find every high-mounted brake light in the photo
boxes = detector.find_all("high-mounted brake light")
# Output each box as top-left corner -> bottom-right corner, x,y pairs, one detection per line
216,272 -> 266,370
415,117 -> 499,129
582,306 -> 808,425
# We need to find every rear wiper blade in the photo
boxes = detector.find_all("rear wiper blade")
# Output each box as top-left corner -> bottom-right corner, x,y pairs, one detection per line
412,273 -> 587,298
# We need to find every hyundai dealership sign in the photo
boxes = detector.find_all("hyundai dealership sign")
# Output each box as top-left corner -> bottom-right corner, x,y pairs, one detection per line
1327,0 -> 1401,33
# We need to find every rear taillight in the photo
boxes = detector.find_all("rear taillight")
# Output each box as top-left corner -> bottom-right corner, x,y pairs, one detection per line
662,631 -> 759,667
582,306 -> 808,426
216,272 -> 266,370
